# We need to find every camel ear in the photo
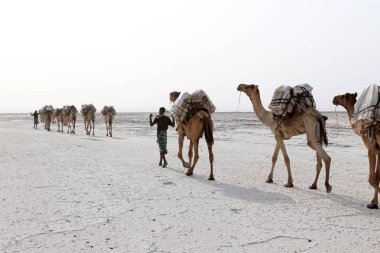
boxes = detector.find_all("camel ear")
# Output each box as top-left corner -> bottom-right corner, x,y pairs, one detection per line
354,92 -> 357,98
178,92 -> 181,96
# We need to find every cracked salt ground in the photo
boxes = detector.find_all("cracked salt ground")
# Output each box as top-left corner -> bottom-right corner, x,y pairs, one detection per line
1,112 -> 380,252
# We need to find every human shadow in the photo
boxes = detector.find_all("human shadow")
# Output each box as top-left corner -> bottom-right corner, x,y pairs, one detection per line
164,166 -> 295,205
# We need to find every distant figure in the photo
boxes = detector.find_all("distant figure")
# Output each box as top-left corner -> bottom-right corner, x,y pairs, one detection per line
31,110 -> 38,129
150,107 -> 175,168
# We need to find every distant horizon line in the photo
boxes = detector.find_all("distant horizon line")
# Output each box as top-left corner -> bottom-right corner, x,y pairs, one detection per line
0,110 -> 346,114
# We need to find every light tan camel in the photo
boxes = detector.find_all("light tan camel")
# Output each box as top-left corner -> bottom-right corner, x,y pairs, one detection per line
237,84 -> 332,192
42,110 -> 52,131
40,106 -> 53,131
333,92 -> 380,209
81,104 -> 96,135
169,91 -> 215,180
101,106 -> 116,137
63,105 -> 77,134
53,108 -> 64,132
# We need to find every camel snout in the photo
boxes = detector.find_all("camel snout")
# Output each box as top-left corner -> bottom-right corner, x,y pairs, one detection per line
237,84 -> 247,91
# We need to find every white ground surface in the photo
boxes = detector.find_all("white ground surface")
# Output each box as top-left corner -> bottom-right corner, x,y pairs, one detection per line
0,112 -> 379,252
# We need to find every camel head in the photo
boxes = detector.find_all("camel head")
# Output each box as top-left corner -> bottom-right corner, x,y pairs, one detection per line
169,91 -> 181,103
237,84 -> 259,97
332,92 -> 357,110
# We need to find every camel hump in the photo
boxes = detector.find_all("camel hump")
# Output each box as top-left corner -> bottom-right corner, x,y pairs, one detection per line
269,84 -> 315,117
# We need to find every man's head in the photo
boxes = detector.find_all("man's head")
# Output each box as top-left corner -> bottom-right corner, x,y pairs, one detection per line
159,107 -> 166,115
35,110 -> 37,113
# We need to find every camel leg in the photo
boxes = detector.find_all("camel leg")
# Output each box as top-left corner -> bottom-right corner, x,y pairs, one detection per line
368,149 -> 379,191
367,152 -> 380,209
92,120 -> 95,136
186,139 -> 199,176
310,153 -> 322,190
267,143 -> 280,183
313,144 -> 332,193
188,140 -> 193,168
276,136 -> 293,188
106,122 -> 109,136
110,122 -> 112,137
178,133 -> 190,168
208,143 -> 215,181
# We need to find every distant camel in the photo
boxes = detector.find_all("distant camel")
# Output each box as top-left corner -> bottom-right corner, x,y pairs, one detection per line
333,92 -> 380,209
63,105 -> 77,134
42,110 -> 52,131
237,84 -> 332,192
169,91 -> 215,180
53,108 -> 64,132
101,106 -> 116,137
41,105 -> 54,131
81,104 -> 96,135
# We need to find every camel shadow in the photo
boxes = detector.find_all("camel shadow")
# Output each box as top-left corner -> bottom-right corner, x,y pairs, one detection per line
164,166 -> 295,205
292,187 -> 380,217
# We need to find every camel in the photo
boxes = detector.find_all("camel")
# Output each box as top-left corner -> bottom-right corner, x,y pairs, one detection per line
62,105 -> 77,134
53,108 -> 64,132
40,105 -> 53,131
237,84 -> 332,192
169,91 -> 215,180
333,92 -> 380,209
42,110 -> 52,131
101,106 -> 116,137
81,104 -> 96,135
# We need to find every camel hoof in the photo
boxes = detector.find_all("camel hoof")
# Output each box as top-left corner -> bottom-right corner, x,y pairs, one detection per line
186,172 -> 193,176
266,178 -> 273,184
183,162 -> 190,168
284,183 -> 294,188
208,176 -> 215,181
326,185 -> 332,193
367,203 -> 379,209
309,184 -> 317,190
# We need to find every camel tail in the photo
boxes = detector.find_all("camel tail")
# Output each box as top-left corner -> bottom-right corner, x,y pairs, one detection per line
204,116 -> 214,145
317,117 -> 328,147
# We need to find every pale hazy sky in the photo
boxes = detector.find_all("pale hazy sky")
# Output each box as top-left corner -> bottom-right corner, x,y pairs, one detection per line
0,0 -> 379,113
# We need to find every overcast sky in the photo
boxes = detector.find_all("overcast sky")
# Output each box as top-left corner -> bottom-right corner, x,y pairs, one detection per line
0,0 -> 379,113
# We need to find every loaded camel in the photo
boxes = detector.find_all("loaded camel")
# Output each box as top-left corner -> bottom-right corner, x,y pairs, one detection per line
169,91 -> 215,180
101,106 -> 116,137
81,104 -> 96,135
333,92 -> 380,209
53,108 -> 64,132
41,106 -> 54,131
63,105 -> 77,134
237,84 -> 332,192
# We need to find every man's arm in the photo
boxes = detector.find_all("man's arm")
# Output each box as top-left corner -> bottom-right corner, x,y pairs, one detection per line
150,114 -> 156,127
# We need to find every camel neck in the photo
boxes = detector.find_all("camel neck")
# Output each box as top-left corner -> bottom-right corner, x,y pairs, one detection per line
249,91 -> 270,126
346,105 -> 355,119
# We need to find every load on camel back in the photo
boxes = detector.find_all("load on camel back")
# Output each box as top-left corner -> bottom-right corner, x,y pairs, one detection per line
351,84 -> 380,136
269,84 -> 315,118
170,90 -> 216,123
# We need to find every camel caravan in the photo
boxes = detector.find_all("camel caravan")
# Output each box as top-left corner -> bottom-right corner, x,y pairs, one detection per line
32,84 -> 380,210
36,104 -> 116,137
